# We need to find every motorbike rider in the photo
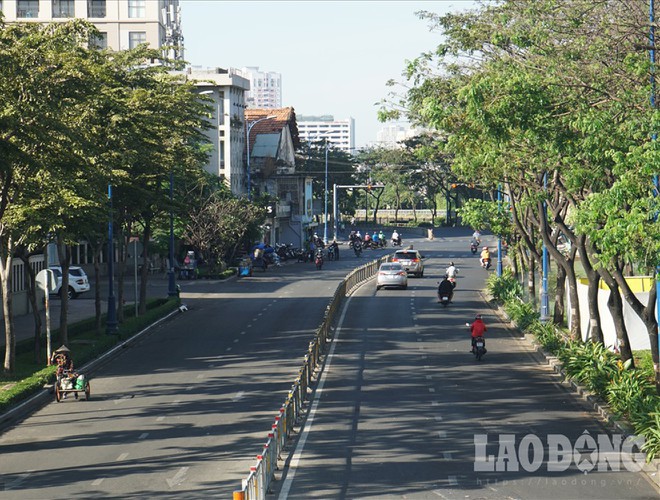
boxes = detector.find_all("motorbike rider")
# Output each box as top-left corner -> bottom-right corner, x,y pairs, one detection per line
52,345 -> 76,399
372,231 -> 379,246
472,229 -> 482,244
437,275 -> 455,303
470,314 -> 488,352
480,246 -> 491,268
391,229 -> 401,246
328,239 -> 339,260
379,230 -> 385,244
446,262 -> 459,280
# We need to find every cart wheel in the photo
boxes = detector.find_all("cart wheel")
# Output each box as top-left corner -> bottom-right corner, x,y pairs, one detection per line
85,382 -> 91,400
55,384 -> 62,402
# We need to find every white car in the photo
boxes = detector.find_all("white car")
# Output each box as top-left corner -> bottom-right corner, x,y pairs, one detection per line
376,262 -> 408,290
49,266 -> 90,299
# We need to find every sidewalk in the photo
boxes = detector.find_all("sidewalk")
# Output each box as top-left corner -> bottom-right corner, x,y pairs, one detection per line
1,273 -> 174,350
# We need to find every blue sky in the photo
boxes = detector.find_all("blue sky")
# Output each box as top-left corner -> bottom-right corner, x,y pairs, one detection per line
180,1 -> 478,148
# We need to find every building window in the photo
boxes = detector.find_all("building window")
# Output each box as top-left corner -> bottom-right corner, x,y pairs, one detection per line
53,0 -> 74,17
129,31 -> 147,49
128,0 -> 145,18
17,0 -> 39,18
90,32 -> 107,49
88,0 -> 106,18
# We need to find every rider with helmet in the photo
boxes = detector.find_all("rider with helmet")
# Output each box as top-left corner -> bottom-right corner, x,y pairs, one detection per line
480,246 -> 491,268
446,262 -> 459,280
470,314 -> 487,352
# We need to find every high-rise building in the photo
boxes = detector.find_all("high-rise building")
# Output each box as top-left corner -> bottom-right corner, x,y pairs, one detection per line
241,67 -> 282,109
376,124 -> 422,148
0,0 -> 183,59
297,115 -> 355,154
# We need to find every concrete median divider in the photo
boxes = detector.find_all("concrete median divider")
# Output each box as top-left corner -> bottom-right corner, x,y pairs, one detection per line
234,255 -> 390,499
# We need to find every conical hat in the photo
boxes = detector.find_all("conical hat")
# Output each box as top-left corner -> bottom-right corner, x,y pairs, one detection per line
54,345 -> 70,353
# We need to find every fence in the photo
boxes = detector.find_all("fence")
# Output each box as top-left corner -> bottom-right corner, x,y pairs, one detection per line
233,253 -> 391,499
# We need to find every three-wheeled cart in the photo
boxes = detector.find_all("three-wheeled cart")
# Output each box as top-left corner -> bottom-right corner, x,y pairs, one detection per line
54,370 -> 91,402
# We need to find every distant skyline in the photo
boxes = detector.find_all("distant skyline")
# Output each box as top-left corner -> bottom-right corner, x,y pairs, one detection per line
179,1 -> 478,148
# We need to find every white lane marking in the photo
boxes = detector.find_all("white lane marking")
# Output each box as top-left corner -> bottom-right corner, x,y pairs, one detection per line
91,478 -> 104,486
428,388 -> 435,393
233,391 -> 245,402
166,467 -> 189,488
185,385 -> 193,391
257,312 -> 263,317
278,291 -> 354,499
444,452 -> 452,460
437,430 -> 447,438
448,475 -> 458,486
139,433 -> 149,439
233,338 -> 239,343
435,416 -> 443,422
117,453 -> 129,461
196,374 -> 204,379
431,401 -> 439,406
157,416 -> 165,422
426,375 -> 432,380
226,347 -> 232,352
4,473 -> 31,490
240,331 -> 246,335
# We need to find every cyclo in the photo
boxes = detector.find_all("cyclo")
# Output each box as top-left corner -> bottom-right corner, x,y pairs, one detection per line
51,346 -> 91,402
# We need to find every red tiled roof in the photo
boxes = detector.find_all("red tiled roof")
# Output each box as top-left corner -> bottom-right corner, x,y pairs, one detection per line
245,107 -> 300,150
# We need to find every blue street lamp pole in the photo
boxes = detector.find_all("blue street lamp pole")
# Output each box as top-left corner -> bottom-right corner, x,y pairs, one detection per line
168,170 -> 177,297
540,172 -> 550,322
106,185 -> 118,334
650,0 -> 660,372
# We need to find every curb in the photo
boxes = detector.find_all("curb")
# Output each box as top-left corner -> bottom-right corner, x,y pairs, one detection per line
492,305 -> 660,490
0,307 -> 185,432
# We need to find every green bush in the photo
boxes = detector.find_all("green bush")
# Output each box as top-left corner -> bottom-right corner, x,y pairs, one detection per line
557,340 -> 618,398
503,298 -> 537,331
527,320 -> 563,353
486,269 -> 523,302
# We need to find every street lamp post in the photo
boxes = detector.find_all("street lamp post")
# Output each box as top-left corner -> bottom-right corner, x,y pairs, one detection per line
246,115 -> 276,201
540,173 -> 550,322
324,139 -> 329,244
106,185 -> 118,334
168,170 -> 177,297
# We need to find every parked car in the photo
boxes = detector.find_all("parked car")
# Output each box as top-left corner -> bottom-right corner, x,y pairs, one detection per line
376,262 -> 408,291
49,266 -> 90,299
391,249 -> 425,277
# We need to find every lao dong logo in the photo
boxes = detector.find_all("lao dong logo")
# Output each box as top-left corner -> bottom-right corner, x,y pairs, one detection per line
474,431 -> 646,473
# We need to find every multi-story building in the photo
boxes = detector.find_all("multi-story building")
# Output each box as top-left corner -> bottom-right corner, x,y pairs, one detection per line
241,66 -> 282,109
185,67 -> 250,196
0,0 -> 183,59
297,115 -> 355,154
376,124 -> 423,148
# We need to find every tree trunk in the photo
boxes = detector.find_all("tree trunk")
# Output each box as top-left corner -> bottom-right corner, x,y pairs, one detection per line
139,220 -> 152,315
605,284 -> 634,366
21,254 -> 42,364
553,260 -> 566,326
1,241 -> 15,373
117,231 -> 127,323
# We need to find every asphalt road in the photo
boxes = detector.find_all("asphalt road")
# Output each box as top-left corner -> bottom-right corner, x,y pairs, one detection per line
1,230 -> 657,499
273,236 -> 659,499
0,239 -> 393,499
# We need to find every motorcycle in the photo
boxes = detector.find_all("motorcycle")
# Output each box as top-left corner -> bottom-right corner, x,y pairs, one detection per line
438,292 -> 452,307
391,237 -> 402,247
470,242 -> 478,254
481,258 -> 491,270
473,336 -> 487,361
315,251 -> 324,270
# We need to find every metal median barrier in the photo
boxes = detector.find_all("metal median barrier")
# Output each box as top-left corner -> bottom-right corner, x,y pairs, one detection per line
233,255 -> 390,500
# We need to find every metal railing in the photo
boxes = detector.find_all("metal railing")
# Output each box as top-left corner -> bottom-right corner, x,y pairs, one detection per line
233,254 -> 390,499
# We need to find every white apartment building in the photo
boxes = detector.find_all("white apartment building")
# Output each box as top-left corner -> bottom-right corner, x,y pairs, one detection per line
376,124 -> 423,148
297,115 -> 355,154
241,66 -> 282,109
0,0 -> 183,59
185,67 -> 250,196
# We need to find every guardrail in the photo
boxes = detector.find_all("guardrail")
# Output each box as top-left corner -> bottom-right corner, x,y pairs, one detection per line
233,254 -> 390,500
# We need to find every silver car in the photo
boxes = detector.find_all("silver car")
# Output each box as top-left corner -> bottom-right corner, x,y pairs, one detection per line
392,249 -> 425,277
376,262 -> 408,290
